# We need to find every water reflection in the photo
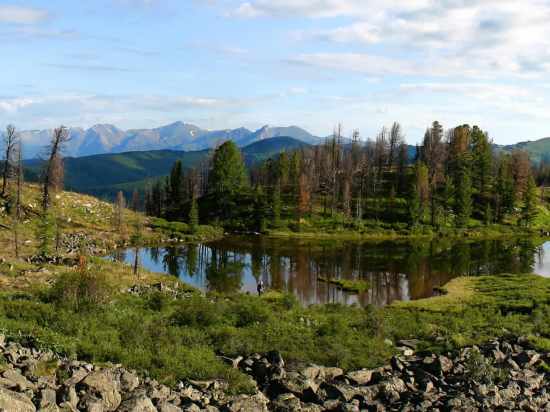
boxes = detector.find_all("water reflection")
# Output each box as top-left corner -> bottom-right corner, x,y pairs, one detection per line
105,236 -> 547,307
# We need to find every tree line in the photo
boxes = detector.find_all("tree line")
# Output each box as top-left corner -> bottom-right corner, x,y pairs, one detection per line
143,121 -> 546,232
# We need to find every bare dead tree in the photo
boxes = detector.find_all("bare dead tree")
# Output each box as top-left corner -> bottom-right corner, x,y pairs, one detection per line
115,191 -> 126,234
2,124 -> 20,197
42,125 -> 70,211
387,122 -> 404,170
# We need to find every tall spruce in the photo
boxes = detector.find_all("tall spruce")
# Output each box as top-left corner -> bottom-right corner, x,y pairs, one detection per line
189,197 -> 199,234
269,187 -> 281,228
208,140 -> 247,219
522,174 -> 538,226
471,126 -> 492,197
454,155 -> 473,228
406,185 -> 421,230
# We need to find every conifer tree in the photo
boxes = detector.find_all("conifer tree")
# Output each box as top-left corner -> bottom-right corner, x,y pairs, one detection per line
131,188 -> 140,212
522,174 -> 538,226
208,141 -> 247,219
406,185 -> 421,230
442,177 -> 455,222
269,187 -> 281,228
471,126 -> 493,197
454,158 -> 473,229
253,185 -> 267,232
497,156 -> 516,222
189,197 -> 199,234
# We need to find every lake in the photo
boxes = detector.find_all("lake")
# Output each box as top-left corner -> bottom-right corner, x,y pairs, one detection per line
105,236 -> 549,307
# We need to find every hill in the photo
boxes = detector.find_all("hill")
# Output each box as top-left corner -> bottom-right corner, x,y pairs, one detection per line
494,138 -> 550,164
25,136 -> 308,201
24,150 -> 207,192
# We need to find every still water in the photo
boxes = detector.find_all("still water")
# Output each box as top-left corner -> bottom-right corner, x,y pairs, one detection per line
105,236 -> 550,307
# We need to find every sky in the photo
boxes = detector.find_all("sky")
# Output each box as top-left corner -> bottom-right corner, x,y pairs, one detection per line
1,0 -> 550,145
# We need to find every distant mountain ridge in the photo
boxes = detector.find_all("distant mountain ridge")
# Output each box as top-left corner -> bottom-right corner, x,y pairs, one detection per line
23,136 -> 310,201
18,121 -> 323,159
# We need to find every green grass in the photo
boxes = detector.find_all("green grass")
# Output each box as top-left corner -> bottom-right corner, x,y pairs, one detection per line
317,276 -> 371,293
3,267 -> 550,392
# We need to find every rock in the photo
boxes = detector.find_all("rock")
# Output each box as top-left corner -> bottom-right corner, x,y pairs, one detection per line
157,403 -> 184,412
79,370 -> 119,394
344,370 -> 373,386
58,385 -> 79,408
267,350 -> 285,369
37,404 -> 60,412
3,368 -> 37,390
36,388 -> 57,408
221,393 -> 269,412
119,369 -> 139,392
397,339 -> 419,350
116,395 -> 157,412
0,387 -> 36,412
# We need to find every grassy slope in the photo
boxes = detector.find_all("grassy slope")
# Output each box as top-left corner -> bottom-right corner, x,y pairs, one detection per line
495,137 -> 550,164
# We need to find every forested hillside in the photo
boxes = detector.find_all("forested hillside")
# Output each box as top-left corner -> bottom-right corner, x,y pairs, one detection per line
143,121 -> 550,236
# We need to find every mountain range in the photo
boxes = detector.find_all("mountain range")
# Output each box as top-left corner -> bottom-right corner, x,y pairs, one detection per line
18,122 -> 324,159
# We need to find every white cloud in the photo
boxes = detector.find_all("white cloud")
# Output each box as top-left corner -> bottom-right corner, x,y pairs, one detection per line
222,0 -> 427,18
0,99 -> 34,114
276,0 -> 550,79
0,6 -> 51,25
364,78 -> 380,83
376,108 -> 388,113
182,41 -> 253,54
398,83 -> 545,102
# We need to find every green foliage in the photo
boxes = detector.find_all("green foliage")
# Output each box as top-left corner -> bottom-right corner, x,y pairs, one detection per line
406,185 -> 421,230
209,141 -> 248,218
485,202 -> 493,226
253,185 -> 267,233
497,155 -> 516,222
189,198 -> 199,234
455,157 -> 473,229
471,126 -> 493,196
522,174 -> 538,226
48,267 -> 112,312
36,211 -> 56,255
269,187 -> 281,228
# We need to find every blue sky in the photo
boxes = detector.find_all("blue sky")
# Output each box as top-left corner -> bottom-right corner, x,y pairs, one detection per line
1,0 -> 550,145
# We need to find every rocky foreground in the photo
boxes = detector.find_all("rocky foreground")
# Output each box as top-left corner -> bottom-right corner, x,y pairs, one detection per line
1,333 -> 550,412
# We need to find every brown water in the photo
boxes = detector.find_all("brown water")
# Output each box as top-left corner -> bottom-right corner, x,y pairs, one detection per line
106,235 -> 548,307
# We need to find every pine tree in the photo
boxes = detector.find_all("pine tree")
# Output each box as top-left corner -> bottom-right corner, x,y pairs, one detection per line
189,197 -> 199,234
497,156 -> 516,222
522,174 -> 538,226
131,188 -> 140,212
208,141 -> 248,219
471,126 -> 493,197
442,177 -> 455,222
269,187 -> 281,228
485,202 -> 493,226
253,185 -> 267,232
454,159 -> 473,229
406,185 -> 421,230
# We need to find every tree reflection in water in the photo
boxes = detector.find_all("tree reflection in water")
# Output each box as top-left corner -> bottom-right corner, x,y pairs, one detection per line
107,236 -> 546,307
